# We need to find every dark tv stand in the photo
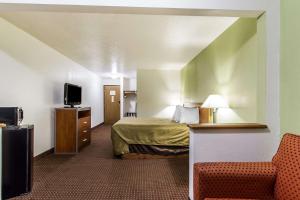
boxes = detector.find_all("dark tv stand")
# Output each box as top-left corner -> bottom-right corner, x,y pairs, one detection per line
55,107 -> 91,154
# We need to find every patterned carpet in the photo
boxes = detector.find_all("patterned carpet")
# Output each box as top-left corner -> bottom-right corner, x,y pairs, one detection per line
12,125 -> 189,200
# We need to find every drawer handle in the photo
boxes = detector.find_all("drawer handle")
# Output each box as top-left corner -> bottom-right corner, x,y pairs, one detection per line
82,138 -> 87,142
83,130 -> 87,133
83,121 -> 88,124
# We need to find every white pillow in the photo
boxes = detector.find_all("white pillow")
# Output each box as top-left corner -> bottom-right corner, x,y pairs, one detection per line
179,107 -> 199,124
172,105 -> 183,122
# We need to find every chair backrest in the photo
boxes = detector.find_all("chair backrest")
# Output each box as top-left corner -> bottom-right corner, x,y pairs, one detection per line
272,133 -> 300,200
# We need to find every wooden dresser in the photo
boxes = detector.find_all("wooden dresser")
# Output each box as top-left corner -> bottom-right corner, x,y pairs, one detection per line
55,107 -> 91,154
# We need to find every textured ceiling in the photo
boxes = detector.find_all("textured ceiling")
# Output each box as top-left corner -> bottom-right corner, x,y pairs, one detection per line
1,12 -> 237,77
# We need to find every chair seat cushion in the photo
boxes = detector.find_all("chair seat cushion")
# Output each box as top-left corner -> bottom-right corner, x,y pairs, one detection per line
194,162 -> 276,199
205,198 -> 270,200
205,198 -> 264,200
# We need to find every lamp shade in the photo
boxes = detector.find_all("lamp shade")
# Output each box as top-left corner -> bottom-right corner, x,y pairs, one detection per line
202,94 -> 229,108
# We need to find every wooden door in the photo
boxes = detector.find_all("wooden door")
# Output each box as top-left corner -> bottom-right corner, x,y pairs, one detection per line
104,85 -> 120,124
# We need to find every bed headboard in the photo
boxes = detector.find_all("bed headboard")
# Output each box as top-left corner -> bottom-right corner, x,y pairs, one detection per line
183,102 -> 211,123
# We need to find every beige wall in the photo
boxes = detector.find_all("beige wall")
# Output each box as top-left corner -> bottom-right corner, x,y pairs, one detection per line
181,18 -> 266,123
0,18 -> 103,156
137,69 -> 181,119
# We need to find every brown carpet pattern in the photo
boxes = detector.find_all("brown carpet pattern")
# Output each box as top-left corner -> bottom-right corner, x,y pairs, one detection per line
12,125 -> 189,200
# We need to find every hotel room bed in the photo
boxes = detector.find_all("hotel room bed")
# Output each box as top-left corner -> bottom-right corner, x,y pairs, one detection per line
111,118 -> 189,157
111,103 -> 210,158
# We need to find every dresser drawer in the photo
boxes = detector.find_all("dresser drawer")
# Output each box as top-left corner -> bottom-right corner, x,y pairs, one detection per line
79,129 -> 90,136
78,132 -> 90,149
78,116 -> 91,131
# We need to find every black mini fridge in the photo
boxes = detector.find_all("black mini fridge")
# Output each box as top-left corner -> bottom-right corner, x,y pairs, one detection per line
2,125 -> 34,199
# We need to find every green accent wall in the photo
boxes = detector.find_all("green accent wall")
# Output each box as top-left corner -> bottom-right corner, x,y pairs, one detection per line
181,18 -> 266,123
137,69 -> 182,118
281,0 -> 300,135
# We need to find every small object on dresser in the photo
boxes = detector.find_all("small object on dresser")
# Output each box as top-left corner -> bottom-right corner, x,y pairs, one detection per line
0,107 -> 24,126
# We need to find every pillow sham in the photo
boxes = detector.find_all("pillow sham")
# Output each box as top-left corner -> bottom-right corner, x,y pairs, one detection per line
179,107 -> 199,124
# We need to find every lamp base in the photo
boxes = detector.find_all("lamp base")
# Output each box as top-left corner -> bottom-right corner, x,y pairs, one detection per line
210,108 -> 218,124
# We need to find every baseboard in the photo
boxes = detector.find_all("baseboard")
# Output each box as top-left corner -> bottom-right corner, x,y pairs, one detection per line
34,148 -> 54,161
91,122 -> 104,131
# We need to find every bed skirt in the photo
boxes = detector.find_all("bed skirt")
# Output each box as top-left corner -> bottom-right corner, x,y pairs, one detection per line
129,144 -> 189,156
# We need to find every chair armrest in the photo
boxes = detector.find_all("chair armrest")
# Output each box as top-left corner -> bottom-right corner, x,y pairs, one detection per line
194,162 -> 276,200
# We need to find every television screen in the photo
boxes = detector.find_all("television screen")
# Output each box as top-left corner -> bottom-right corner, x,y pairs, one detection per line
64,83 -> 82,106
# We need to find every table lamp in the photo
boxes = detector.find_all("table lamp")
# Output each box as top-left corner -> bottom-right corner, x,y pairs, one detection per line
202,94 -> 229,123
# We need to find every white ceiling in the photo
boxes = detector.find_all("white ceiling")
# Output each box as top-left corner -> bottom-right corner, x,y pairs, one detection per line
1,12 -> 237,77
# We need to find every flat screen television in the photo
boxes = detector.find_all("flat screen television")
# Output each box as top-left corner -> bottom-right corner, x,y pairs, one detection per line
64,83 -> 82,107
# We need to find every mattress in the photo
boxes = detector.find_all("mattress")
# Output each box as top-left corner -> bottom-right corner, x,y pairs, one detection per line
111,117 -> 189,156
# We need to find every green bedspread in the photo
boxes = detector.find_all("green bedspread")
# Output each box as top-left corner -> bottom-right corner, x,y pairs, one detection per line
111,118 -> 189,155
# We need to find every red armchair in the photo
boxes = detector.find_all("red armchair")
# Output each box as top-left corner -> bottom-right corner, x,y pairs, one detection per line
194,133 -> 300,200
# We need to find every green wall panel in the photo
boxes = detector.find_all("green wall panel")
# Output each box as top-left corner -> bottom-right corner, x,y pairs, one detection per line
181,18 -> 266,123
281,0 -> 300,135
